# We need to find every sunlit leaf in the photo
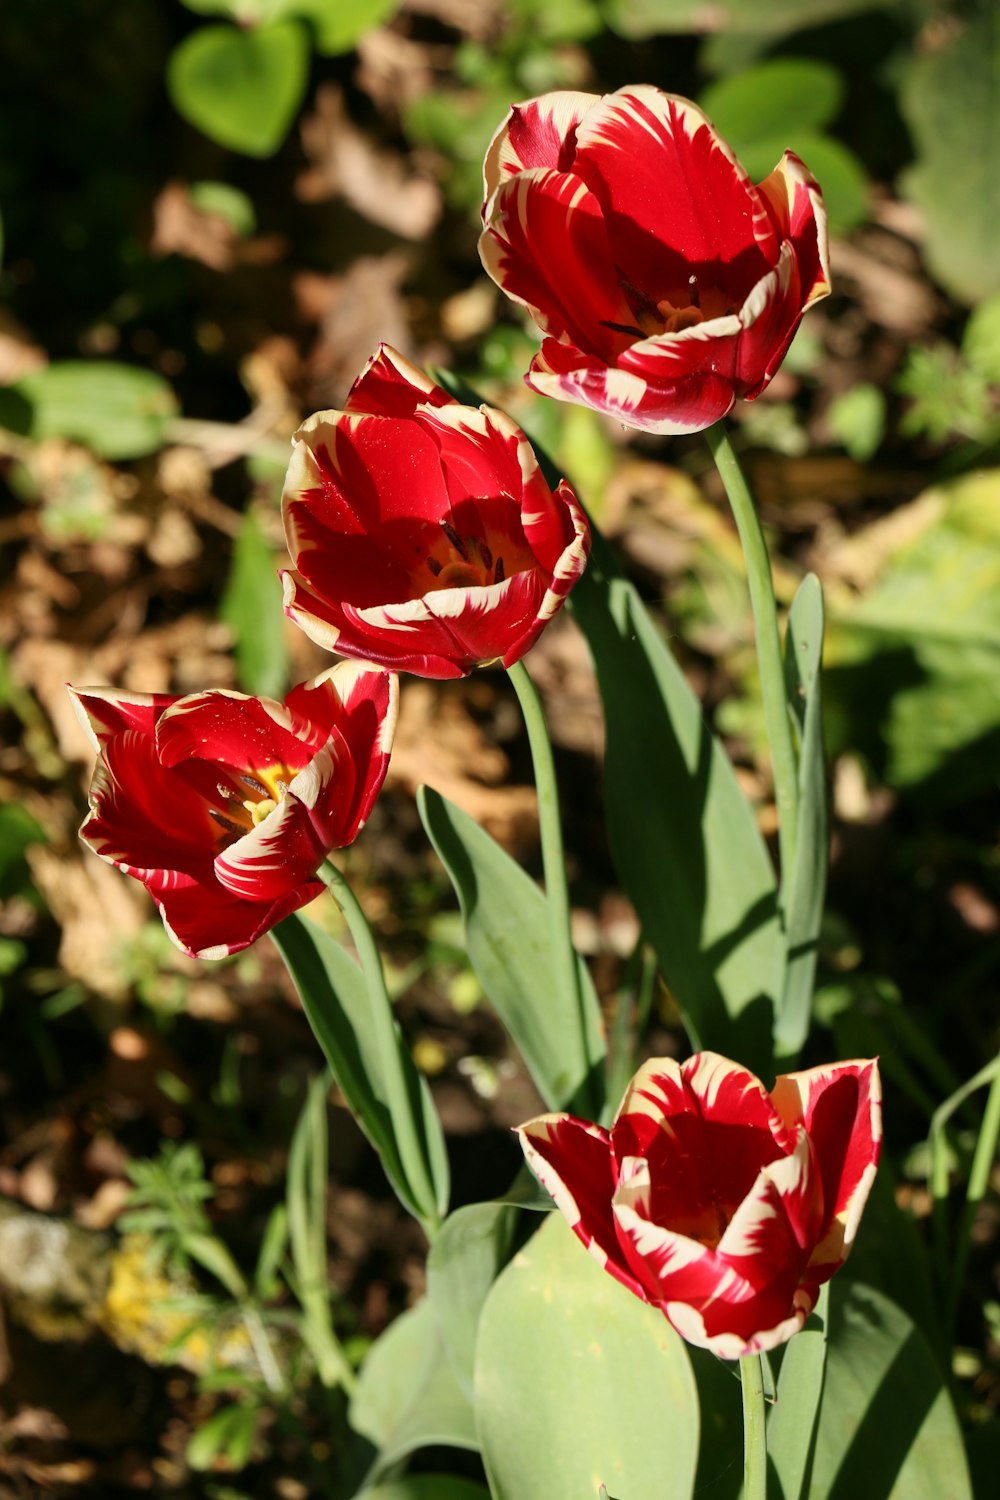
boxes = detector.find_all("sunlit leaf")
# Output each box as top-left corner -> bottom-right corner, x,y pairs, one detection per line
168,21 -> 308,158
475,1213 -> 699,1500
426,1200 -> 520,1399
219,510 -> 289,700
0,361 -> 177,460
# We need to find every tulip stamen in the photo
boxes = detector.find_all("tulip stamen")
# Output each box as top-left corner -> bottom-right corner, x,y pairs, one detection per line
209,808 -> 245,838
494,557 -> 505,583
426,556 -> 443,577
601,319 -> 646,338
240,773 -> 270,796
688,274 -> 700,309
441,520 -> 468,560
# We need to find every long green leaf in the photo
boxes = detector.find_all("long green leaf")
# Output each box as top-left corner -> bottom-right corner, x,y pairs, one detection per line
272,913 -> 449,1224
417,786 -> 605,1112
570,540 -> 783,1075
767,1283 -> 829,1500
475,1212 -> 699,1500
220,510 -> 289,700
775,573 -> 828,1060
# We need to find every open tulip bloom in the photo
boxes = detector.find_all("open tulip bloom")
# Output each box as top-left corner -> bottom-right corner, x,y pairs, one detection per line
280,344 -> 591,679
480,86 -> 830,434
69,664 -> 398,959
519,1052 -> 881,1359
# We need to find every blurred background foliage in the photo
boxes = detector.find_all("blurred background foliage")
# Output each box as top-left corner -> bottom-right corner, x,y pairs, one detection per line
0,0 -> 999,1495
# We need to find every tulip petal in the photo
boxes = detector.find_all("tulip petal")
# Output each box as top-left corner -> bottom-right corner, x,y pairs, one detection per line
156,876 -> 323,961
756,150 -> 831,309
479,168 -> 632,357
518,1114 -> 647,1300
527,337 -> 737,435
69,686 -> 177,754
571,87 -> 777,304
483,91 -> 599,204
346,343 -> 453,419
155,691 -> 310,774
81,730 -> 218,882
771,1059 -> 882,1270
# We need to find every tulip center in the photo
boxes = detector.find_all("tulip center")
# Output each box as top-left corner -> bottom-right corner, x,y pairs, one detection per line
604,272 -> 731,341
206,764 -> 293,848
421,517 -> 510,595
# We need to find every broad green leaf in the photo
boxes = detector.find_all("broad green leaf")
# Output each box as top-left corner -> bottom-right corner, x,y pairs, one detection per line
802,1280 -> 971,1500
775,575 -> 827,1061
899,14 -> 1000,305
570,543 -> 783,1076
272,912 -> 450,1224
606,0 -> 881,39
963,292 -> 1000,383
168,21 -> 309,158
426,1200 -> 519,1399
0,361 -> 177,460
292,0 -> 400,54
350,1299 -> 478,1483
701,58 -> 843,141
219,510 -> 289,699
767,1285 -> 829,1500
417,786 -> 605,1112
475,1212 -> 699,1500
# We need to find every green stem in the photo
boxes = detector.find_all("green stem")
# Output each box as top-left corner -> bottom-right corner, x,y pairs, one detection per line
740,1353 -> 768,1500
507,660 -> 601,1118
705,424 -> 799,892
949,1049 -> 1000,1329
318,858 -> 441,1240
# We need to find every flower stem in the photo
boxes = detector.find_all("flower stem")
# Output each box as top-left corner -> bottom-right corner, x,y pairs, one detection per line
740,1353 -> 768,1500
705,424 -> 799,891
507,659 -> 601,1117
318,858 -> 441,1240
949,1048 -> 1000,1330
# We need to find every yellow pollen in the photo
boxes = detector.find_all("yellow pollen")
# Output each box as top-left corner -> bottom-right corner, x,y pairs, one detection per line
246,796 -> 278,826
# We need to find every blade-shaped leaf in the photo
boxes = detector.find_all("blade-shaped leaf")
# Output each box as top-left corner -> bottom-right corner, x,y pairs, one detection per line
426,1200 -> 520,1400
801,1280 -> 971,1500
775,573 -> 828,1060
272,912 -> 449,1225
475,1212 -> 699,1500
417,786 -> 605,1112
355,1482 -> 489,1500
220,510 -> 289,700
570,541 -> 783,1076
350,1298 -> 478,1484
767,1284 -> 829,1500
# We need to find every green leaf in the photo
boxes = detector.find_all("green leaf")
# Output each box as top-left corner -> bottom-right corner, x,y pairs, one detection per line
701,58 -> 843,141
187,1402 -> 258,1471
475,1212 -> 699,1500
899,14 -> 1000,305
272,912 -> 449,1224
800,1280 -> 972,1500
0,804 -> 45,897
0,361 -> 177,460
426,1201 -> 520,1400
963,292 -> 1000,383
605,0 -> 881,39
767,1285 -> 829,1500
350,1299 -> 478,1482
570,543 -> 783,1075
167,21 -> 309,158
219,510 -> 289,699
417,786 -> 605,1112
775,575 -> 827,1061
292,0 -> 400,55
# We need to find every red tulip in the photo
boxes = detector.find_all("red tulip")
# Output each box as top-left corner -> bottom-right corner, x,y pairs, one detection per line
518,1052 -> 881,1358
69,664 -> 398,960
480,87 -> 830,435
280,344 -> 590,680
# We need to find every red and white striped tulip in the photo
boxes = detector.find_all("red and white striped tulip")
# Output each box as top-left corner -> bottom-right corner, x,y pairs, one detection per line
280,344 -> 590,680
519,1052 -> 881,1358
480,86 -> 830,435
69,664 -> 397,959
